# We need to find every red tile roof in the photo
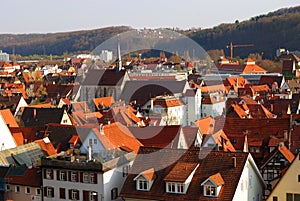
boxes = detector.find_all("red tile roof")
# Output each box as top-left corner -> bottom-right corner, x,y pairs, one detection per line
120,147 -> 251,201
103,122 -> 143,153
34,138 -> 56,156
209,172 -> 225,186
6,167 -> 41,187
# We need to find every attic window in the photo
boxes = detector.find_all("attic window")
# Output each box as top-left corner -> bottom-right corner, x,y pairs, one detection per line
201,173 -> 224,198
133,168 -> 155,191
166,182 -> 185,194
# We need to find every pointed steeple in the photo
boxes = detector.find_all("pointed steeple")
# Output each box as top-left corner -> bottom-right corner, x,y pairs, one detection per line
116,35 -> 122,72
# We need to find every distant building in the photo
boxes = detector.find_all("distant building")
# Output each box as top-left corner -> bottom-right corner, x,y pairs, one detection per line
0,50 -> 9,62
100,50 -> 113,62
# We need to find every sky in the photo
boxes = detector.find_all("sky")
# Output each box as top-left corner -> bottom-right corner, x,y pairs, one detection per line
1,0 -> 300,34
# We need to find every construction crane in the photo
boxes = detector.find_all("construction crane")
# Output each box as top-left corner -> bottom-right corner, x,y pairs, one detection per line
226,42 -> 254,59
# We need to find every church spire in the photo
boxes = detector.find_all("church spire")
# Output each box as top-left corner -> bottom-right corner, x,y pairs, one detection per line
116,35 -> 122,72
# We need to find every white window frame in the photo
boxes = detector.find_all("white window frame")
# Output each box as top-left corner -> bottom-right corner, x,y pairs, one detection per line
137,179 -> 149,191
166,182 -> 185,194
36,188 -> 41,195
204,185 -> 217,197
71,189 -> 79,200
89,191 -> 97,201
46,187 -> 54,198
15,185 -> 20,193
83,172 -> 89,183
25,187 -> 31,194
60,171 -> 66,181
46,169 -> 53,179
71,171 -> 77,182
89,173 -> 95,184
6,184 -> 10,191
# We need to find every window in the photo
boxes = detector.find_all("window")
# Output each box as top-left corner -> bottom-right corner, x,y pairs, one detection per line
60,188 -> 66,199
25,187 -> 31,194
83,172 -> 89,183
287,193 -> 300,201
45,187 -> 54,198
63,119 -> 68,123
204,185 -> 216,197
90,173 -> 97,184
6,184 -> 10,191
45,169 -> 53,179
111,188 -> 118,200
298,175 -> 300,182
122,165 -> 129,177
15,185 -> 20,193
36,188 -> 41,195
71,171 -> 77,182
94,139 -> 97,144
273,197 -> 278,201
69,189 -> 79,200
89,191 -> 98,201
59,171 -> 67,181
166,182 -> 185,194
267,172 -> 274,180
138,180 -> 148,191
89,139 -> 93,145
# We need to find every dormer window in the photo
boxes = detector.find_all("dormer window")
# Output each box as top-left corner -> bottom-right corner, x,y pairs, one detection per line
133,168 -> 155,191
201,173 -> 224,197
166,182 -> 185,194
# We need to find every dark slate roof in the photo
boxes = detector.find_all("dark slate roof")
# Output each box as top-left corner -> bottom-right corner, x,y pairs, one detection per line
21,107 -> 65,127
120,80 -> 188,106
45,123 -> 80,152
82,69 -> 126,86
258,75 -> 284,87
120,147 -> 250,201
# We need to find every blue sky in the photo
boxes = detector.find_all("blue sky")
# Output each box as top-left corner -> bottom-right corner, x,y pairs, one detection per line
2,0 -> 300,34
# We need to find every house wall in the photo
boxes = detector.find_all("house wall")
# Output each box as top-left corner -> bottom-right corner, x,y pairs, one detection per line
185,90 -> 201,125
201,101 -> 225,118
43,169 -> 103,201
80,131 -> 105,154
0,114 -> 17,150
5,185 -> 41,201
60,110 -> 73,125
266,154 -> 300,201
14,96 -> 28,117
103,162 -> 133,201
232,156 -> 265,201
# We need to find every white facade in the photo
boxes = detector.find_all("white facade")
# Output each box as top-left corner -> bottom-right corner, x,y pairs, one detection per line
60,110 -> 73,125
232,154 -> 266,201
201,101 -> 225,118
79,130 -> 105,155
0,113 -> 17,150
42,153 -> 135,201
100,50 -> 113,62
184,89 -> 201,126
0,50 -> 9,62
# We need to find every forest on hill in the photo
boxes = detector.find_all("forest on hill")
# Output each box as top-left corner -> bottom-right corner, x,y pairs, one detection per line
0,6 -> 299,58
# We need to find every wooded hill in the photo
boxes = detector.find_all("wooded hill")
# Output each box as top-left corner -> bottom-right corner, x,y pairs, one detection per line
0,6 -> 299,58
189,6 -> 300,58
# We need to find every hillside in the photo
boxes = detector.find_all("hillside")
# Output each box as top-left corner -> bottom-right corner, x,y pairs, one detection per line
0,6 -> 299,58
0,26 -> 131,56
189,6 -> 300,58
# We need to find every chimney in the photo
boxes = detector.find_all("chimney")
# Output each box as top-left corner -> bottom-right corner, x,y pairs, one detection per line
100,124 -> 104,135
87,146 -> 92,161
33,109 -> 37,119
232,157 -> 237,168
284,130 -> 288,142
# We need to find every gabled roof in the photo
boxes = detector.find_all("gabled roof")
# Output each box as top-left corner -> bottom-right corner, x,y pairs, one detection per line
194,116 -> 215,135
0,142 -> 44,167
0,109 -> 19,127
103,122 -> 143,153
120,147 -> 252,201
93,96 -> 114,110
259,75 -> 284,88
128,125 -> 181,149
278,144 -> 295,163
164,162 -> 199,182
34,137 -> 56,156
134,168 -> 155,181
82,69 -> 127,86
5,166 -> 41,187
21,107 -> 66,127
120,80 -> 189,107
201,172 -> 224,186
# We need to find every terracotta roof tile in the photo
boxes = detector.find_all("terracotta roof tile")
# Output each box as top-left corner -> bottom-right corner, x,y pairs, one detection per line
34,137 -> 56,156
278,145 -> 295,163
209,172 -> 225,186
6,167 -> 41,187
